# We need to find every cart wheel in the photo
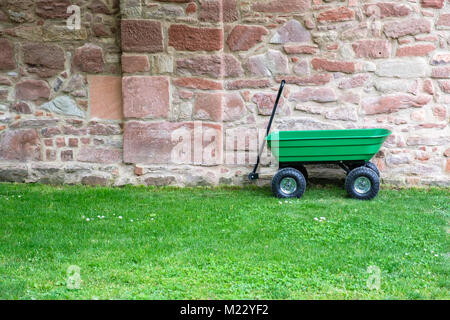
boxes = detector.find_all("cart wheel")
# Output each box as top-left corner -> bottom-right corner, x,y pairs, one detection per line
345,167 -> 380,200
280,164 -> 308,182
296,164 -> 308,182
365,161 -> 380,177
272,168 -> 306,199
248,172 -> 259,181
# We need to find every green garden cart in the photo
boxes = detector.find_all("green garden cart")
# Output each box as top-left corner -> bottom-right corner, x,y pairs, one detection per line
248,80 -> 392,200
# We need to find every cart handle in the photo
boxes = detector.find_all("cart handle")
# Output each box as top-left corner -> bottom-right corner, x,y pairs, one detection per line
248,80 -> 285,181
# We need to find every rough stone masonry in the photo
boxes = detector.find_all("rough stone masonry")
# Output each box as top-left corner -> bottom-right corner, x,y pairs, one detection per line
0,0 -> 449,187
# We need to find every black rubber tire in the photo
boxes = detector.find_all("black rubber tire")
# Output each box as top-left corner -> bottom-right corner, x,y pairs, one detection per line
345,167 -> 380,200
295,164 -> 308,182
280,164 -> 308,182
365,161 -> 380,177
248,172 -> 258,181
271,168 -> 306,199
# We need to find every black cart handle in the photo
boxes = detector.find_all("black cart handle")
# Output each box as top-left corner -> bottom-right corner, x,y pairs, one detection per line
248,80 -> 285,181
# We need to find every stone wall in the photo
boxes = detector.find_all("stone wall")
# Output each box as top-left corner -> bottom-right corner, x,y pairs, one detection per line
0,0 -> 449,187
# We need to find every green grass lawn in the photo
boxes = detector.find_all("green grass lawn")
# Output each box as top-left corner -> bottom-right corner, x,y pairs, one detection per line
0,182 -> 448,300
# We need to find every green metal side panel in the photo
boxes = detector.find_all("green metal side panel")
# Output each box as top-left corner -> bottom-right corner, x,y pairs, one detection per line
266,129 -> 391,163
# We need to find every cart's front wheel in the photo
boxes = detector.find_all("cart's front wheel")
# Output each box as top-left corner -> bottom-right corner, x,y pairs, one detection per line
345,167 -> 380,200
272,168 -> 306,199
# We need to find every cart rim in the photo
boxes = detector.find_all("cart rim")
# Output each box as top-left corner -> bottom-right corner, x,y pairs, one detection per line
280,177 -> 297,195
354,176 -> 371,194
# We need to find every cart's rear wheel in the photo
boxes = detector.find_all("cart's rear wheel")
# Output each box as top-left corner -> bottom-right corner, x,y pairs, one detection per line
365,161 -> 380,177
345,167 -> 380,200
272,168 -> 306,199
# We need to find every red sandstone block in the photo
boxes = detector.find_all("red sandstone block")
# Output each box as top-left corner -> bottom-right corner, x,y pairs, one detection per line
438,80 -> 450,93
121,20 -> 163,53
176,54 -> 243,78
46,149 -> 56,161
338,74 -> 369,89
61,150 -> 73,161
396,44 -> 436,57
362,95 -> 431,115
252,0 -> 310,13
226,25 -> 268,51
169,24 -> 223,52
172,77 -> 223,90
23,43 -> 65,77
423,79 -> 434,95
311,58 -> 355,73
318,6 -> 355,23
77,147 -> 122,163
121,55 -> 150,73
186,2 -> 197,14
55,137 -> 66,148
223,0 -> 239,22
194,92 -> 223,122
290,87 -> 337,103
124,121 -> 186,164
122,76 -> 170,119
44,139 -> 53,147
421,0 -> 444,9
223,92 -> 245,122
199,0 -> 239,22
134,166 -> 144,176
72,43 -> 105,74
384,18 -> 431,38
437,13 -> 450,27
225,79 -> 271,90
68,138 -> 78,147
15,79 -> 51,101
432,105 -> 447,120
36,0 -> 71,19
416,35 -> 439,42
363,3 -> 411,18
0,129 -> 41,161
80,137 -> 91,145
123,121 -> 222,165
283,44 -> 319,54
89,75 -> 123,120
352,40 -> 391,58
432,66 -> 450,78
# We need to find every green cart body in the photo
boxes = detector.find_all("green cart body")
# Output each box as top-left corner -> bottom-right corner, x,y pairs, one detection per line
266,128 -> 391,164
248,80 -> 393,200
